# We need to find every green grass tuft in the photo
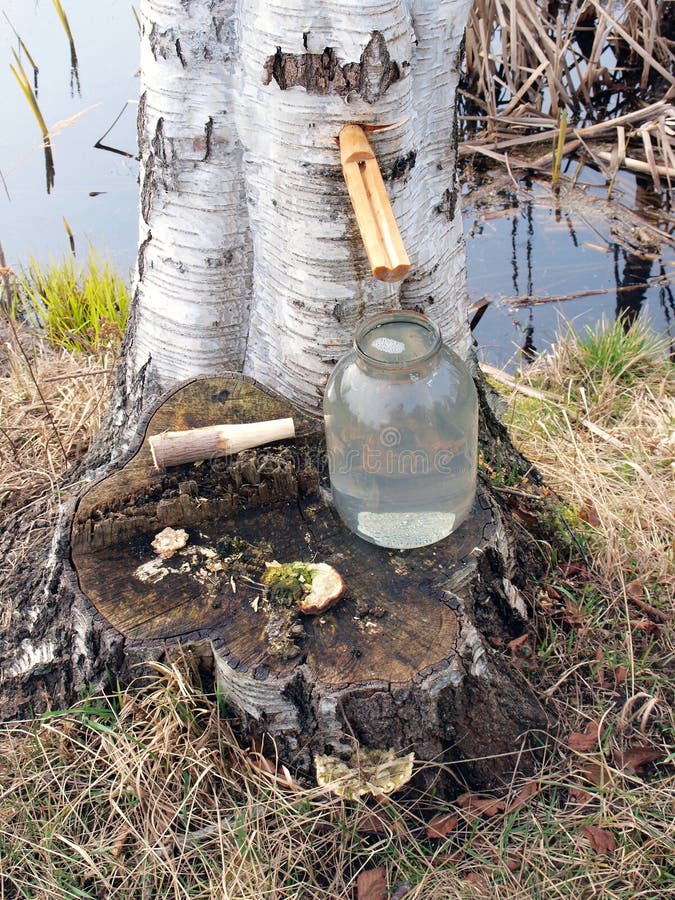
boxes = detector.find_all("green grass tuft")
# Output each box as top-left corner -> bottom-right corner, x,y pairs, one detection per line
15,249 -> 129,351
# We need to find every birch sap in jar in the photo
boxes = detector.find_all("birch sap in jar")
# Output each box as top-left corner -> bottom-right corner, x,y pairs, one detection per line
323,310 -> 478,549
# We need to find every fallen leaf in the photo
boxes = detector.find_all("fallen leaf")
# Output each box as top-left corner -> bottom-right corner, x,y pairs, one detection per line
568,721 -> 599,752
614,665 -> 628,685
457,792 -> 506,817
426,812 -> 459,839
507,633 -> 538,673
507,780 -> 538,812
568,785 -> 591,804
356,811 -> 407,836
579,500 -> 601,527
557,562 -> 590,579
625,580 -> 644,600
562,599 -> 587,628
511,501 -> 538,528
581,763 -> 604,786
507,633 -> 529,650
544,584 -> 561,600
614,746 -> 664,775
504,851 -> 522,872
582,824 -> 617,855
357,866 -> 387,900
464,871 -> 491,893
630,618 -> 661,636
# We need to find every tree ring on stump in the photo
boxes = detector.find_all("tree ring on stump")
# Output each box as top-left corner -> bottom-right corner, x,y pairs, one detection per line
68,374 -> 546,790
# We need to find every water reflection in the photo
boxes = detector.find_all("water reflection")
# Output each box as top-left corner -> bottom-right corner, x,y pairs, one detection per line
464,167 -> 675,369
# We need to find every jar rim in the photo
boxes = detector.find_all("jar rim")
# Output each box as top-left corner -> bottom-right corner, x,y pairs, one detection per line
353,310 -> 443,369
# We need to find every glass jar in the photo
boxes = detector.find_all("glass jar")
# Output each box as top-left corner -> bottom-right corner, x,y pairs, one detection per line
323,310 -> 478,549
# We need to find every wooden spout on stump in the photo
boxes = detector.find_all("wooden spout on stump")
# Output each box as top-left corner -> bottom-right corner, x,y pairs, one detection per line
66,375 -> 546,792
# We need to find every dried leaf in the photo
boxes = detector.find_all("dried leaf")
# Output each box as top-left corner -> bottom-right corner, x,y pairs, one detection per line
504,852 -> 522,872
507,780 -> 538,812
426,812 -> 459,839
582,824 -> 617,855
614,665 -> 628,685
581,763 -> 604,786
579,500 -> 601,527
507,633 -> 529,650
356,811 -> 407,836
562,599 -> 587,628
544,584 -> 561,600
630,618 -> 661,636
507,632 -> 538,673
357,866 -> 388,900
464,871 -> 491,893
614,746 -> 664,775
568,721 -> 599,752
625,580 -> 644,600
568,785 -> 591,804
558,562 -> 590,579
457,792 -> 505,817
511,501 -> 539,528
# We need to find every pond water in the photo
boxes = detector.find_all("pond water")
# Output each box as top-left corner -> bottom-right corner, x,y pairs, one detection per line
1,1 -> 673,368
464,165 -> 675,368
0,0 -> 139,275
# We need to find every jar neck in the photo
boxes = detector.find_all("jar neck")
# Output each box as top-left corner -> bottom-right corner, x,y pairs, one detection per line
353,310 -> 443,378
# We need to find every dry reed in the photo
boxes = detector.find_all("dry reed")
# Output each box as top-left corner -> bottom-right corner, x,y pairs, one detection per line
0,323 -> 115,514
460,0 -> 675,187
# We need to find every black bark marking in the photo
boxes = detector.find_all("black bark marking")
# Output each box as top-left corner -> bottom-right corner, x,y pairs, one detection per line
203,117 -> 214,161
359,31 -> 399,103
137,231 -> 152,281
388,150 -> 416,180
435,186 -> 458,222
141,118 -> 173,224
263,31 -> 399,103
175,38 -> 187,68
136,91 -> 148,156
151,117 -> 167,164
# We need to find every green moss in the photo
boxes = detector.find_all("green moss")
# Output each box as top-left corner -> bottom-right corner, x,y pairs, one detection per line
261,562 -> 315,606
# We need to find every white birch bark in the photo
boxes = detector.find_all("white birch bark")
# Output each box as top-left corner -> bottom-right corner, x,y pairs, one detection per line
129,0 -> 472,409
129,0 -> 251,386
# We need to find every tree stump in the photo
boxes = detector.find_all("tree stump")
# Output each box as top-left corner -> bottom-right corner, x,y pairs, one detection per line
67,374 -> 546,790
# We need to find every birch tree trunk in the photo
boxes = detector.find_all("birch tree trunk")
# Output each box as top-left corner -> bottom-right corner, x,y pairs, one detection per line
125,0 -> 472,414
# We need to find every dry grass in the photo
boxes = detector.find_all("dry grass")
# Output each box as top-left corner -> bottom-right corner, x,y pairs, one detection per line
0,315 -> 673,897
0,656 -> 673,900
501,318 -> 674,594
0,322 -> 116,514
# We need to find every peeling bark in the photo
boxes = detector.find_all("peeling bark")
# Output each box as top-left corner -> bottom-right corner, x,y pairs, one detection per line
263,31 -> 400,101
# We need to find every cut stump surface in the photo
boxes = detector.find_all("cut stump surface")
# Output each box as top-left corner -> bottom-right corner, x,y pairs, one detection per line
68,374 -> 546,789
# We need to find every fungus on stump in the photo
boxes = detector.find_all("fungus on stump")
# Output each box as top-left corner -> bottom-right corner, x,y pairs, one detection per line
67,374 -> 546,790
